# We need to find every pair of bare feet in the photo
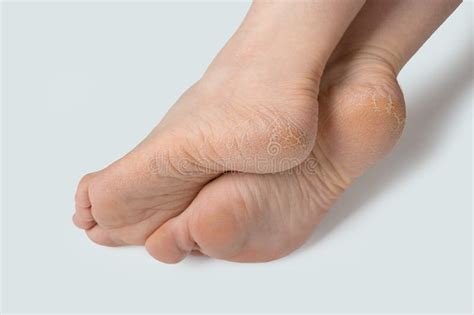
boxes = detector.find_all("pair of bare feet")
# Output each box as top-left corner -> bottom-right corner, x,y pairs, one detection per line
72,0 -> 459,263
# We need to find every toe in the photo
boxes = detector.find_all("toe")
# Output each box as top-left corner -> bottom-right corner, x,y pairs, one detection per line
145,174 -> 250,263
74,173 -> 97,229
85,224 -> 122,247
145,211 -> 196,264
75,173 -> 95,208
188,188 -> 249,261
72,212 -> 96,230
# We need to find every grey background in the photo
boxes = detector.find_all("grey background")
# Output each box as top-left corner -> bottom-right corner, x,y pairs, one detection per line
1,1 -> 472,313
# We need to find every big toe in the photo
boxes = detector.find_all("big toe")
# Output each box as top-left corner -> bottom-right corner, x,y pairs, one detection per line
145,175 -> 250,263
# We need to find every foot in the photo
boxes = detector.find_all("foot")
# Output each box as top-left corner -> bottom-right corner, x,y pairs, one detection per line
73,46 -> 320,246
72,0 -> 365,246
144,57 -> 406,263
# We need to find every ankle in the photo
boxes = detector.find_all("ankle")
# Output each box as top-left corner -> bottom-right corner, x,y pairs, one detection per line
202,39 -> 323,93
321,50 -> 402,94
329,44 -> 402,77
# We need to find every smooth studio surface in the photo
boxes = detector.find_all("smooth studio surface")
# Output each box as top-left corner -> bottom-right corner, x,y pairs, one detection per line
2,1 -> 472,313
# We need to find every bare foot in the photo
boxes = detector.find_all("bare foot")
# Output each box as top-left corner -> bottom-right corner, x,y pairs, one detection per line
144,57 -> 406,263
73,73 -> 317,245
72,1 -> 366,245
73,32 -> 319,245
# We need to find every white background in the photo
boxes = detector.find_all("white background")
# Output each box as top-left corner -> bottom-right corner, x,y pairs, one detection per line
2,1 -> 472,313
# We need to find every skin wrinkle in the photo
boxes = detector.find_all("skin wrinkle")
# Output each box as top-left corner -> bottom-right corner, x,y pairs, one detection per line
108,209 -> 170,244
330,44 -> 401,75
304,171 -> 335,214
311,150 -> 347,198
